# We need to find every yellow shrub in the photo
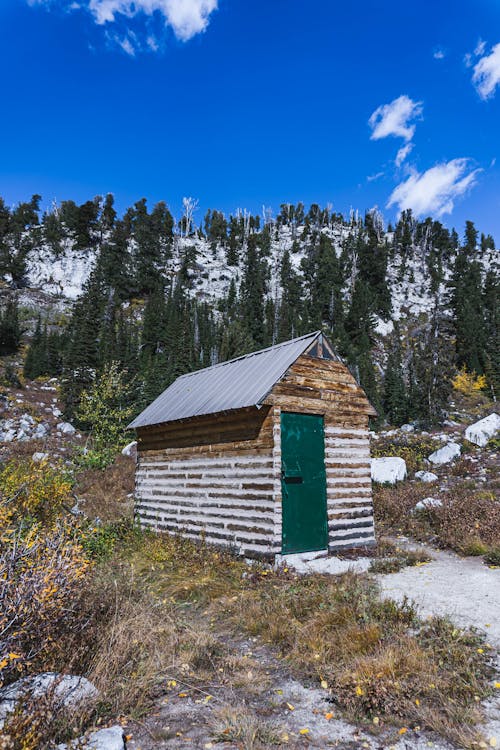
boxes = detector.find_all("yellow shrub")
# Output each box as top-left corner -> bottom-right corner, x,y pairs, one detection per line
452,367 -> 487,396
0,458 -> 72,526
0,519 -> 93,688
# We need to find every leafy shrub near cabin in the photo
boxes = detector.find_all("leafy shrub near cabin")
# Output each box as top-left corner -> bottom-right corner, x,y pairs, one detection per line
0,457 -> 72,527
0,518 -> 92,688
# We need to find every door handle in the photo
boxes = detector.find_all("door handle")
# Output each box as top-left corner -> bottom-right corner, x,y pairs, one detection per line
283,476 -> 303,484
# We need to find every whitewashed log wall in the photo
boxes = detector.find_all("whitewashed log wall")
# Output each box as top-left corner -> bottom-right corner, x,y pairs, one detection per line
135,451 -> 276,558
324,424 -> 375,549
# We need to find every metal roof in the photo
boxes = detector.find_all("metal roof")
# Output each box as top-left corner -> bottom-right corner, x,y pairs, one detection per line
129,331 -> 322,429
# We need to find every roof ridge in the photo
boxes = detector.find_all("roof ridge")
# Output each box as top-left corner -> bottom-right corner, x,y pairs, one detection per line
177,330 -> 320,380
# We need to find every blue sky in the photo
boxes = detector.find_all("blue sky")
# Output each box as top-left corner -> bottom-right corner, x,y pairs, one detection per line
1,0 -> 500,240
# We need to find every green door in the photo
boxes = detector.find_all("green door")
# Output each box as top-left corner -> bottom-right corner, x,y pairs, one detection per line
281,412 -> 328,554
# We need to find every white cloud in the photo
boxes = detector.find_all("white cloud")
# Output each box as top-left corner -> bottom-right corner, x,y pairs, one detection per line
475,39 -> 486,57
27,0 -> 218,43
395,142 -> 414,167
387,158 -> 481,217
367,171 -> 384,183
472,42 -> 500,100
88,0 -> 217,40
433,48 -> 445,60
369,95 -> 423,143
118,34 -> 136,54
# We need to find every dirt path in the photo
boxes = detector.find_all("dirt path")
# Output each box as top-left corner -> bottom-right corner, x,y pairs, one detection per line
125,633 -> 456,750
376,540 -> 500,647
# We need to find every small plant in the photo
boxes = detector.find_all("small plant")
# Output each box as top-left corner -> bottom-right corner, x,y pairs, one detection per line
484,547 -> 500,566
370,548 -> 431,574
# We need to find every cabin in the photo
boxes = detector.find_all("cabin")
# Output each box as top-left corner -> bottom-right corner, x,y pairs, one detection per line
129,331 -> 377,561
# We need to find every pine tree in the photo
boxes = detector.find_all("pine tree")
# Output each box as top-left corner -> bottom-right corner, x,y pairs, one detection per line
239,235 -> 267,347
450,228 -> 486,375
383,329 -> 408,425
0,299 -> 22,356
24,316 -> 44,379
483,269 -> 499,400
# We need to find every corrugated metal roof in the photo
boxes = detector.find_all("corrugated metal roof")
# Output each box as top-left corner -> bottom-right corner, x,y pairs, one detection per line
129,331 -> 321,429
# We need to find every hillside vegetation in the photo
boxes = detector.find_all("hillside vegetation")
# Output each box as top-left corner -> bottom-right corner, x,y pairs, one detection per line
0,195 -> 497,434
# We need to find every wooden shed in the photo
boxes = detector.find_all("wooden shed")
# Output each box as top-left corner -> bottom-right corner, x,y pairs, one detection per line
130,331 -> 377,560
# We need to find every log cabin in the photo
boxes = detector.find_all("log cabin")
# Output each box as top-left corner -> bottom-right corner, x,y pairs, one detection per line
129,331 -> 377,561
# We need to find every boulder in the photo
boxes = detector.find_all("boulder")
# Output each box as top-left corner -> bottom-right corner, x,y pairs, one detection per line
58,726 -> 125,750
121,440 -> 137,459
32,451 -> 49,462
414,470 -> 438,483
428,442 -> 461,465
464,413 -> 500,448
371,457 -> 407,484
400,423 -> 415,433
0,673 -> 98,729
414,497 -> 443,511
52,407 -> 63,418
57,421 -> 76,434
33,423 -> 49,438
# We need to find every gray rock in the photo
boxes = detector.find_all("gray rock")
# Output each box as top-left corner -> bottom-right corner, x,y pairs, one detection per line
0,673 -> 98,729
400,423 -> 415,433
414,497 -> 443,512
414,470 -> 438,483
428,442 -> 461,465
58,725 -> 125,750
465,413 -> 500,448
57,421 -> 76,434
370,457 -> 407,484
32,452 -> 49,462
53,407 -> 63,418
121,440 -> 137,459
34,423 -> 49,438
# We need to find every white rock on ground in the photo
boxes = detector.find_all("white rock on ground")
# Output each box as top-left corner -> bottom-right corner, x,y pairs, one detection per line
281,550 -> 372,575
0,673 -> 98,729
57,421 -> 76,434
414,497 -> 443,511
414,470 -> 438,483
58,725 -> 125,750
400,423 -> 415,432
465,413 -> 500,448
32,452 -> 49,462
428,442 -> 461,465
370,456 -> 407,484
121,440 -> 137,458
33,423 -> 49,438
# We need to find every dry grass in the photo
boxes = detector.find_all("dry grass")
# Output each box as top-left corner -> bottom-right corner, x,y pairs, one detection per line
210,705 -> 283,749
222,570 -> 494,746
75,455 -> 135,521
1,522 -> 495,749
374,481 -> 500,556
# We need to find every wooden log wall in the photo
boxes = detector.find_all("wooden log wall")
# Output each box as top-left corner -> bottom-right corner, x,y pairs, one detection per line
266,354 -> 376,552
135,406 -> 277,558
